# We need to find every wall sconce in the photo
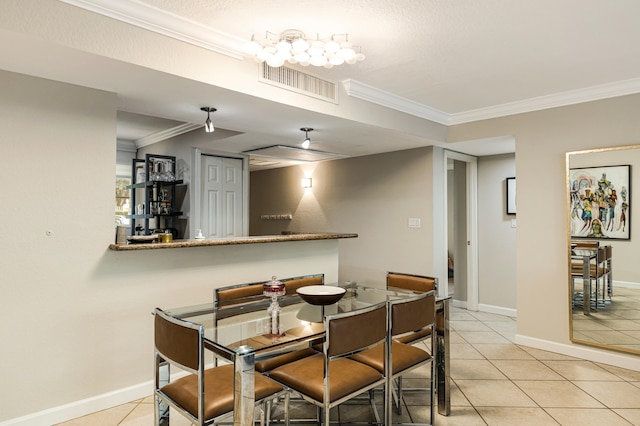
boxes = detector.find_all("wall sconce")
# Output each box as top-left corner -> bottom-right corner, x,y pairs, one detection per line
301,177 -> 312,188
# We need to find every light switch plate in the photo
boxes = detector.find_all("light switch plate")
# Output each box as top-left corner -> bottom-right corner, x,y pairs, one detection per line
408,218 -> 421,228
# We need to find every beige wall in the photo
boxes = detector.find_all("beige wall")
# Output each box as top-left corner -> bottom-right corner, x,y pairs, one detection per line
250,147 -> 436,285
448,94 -> 640,368
477,154 -> 517,311
0,70 -> 340,424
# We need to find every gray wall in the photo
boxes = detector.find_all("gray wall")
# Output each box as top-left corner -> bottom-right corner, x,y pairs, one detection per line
477,154 -> 517,311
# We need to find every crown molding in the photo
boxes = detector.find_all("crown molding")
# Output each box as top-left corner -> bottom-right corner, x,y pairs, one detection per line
58,0 -> 246,59
58,1 -> 640,127
116,139 -> 137,152
135,123 -> 201,148
450,77 -> 640,125
342,79 -> 451,125
345,77 -> 640,126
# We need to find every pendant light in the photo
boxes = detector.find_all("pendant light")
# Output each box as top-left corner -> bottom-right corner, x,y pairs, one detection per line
301,127 -> 313,149
200,107 -> 216,133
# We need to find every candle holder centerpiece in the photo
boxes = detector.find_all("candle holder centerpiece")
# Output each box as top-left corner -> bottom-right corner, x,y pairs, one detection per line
263,276 -> 286,336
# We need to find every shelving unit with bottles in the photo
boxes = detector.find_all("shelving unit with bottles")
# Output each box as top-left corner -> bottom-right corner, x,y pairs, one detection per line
126,154 -> 185,237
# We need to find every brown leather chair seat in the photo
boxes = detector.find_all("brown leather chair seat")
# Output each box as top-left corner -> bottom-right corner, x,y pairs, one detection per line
161,364 -> 283,419
351,341 -> 431,374
269,353 -> 382,403
255,347 -> 318,373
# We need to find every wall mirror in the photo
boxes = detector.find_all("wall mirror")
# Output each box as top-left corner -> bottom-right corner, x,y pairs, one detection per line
567,144 -> 640,355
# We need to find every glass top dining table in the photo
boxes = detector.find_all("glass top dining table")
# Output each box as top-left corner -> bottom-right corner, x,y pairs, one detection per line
164,281 -> 450,425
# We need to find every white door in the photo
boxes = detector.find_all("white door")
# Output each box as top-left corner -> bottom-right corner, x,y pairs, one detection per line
201,155 -> 243,238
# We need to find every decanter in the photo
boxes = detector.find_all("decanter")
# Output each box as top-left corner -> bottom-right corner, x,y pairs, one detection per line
263,276 -> 286,335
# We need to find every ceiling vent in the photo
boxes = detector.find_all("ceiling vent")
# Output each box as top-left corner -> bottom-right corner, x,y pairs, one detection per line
243,145 -> 348,162
260,64 -> 338,103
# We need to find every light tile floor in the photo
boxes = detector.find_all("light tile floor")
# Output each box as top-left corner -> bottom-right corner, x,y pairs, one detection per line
572,286 -> 640,351
57,306 -> 640,425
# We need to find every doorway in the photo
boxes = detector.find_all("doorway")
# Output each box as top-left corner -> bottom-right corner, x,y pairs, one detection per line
191,149 -> 249,238
200,155 -> 243,238
442,150 -> 478,310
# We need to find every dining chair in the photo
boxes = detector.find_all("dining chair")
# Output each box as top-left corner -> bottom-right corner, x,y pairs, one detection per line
571,246 -> 607,310
213,274 -> 324,373
268,301 -> 388,426
385,272 -> 440,415
351,290 -> 436,425
571,240 -> 599,249
153,308 -> 285,426
386,272 -> 438,345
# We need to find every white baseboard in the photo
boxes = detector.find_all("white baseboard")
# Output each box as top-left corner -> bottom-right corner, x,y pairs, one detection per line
477,303 -> 517,318
514,334 -> 640,371
613,280 -> 640,289
0,381 -> 152,426
451,299 -> 467,309
452,299 -> 517,318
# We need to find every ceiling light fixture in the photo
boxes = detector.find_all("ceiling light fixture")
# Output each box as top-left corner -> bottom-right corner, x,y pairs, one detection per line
300,127 -> 313,149
200,107 -> 216,133
246,30 -> 365,68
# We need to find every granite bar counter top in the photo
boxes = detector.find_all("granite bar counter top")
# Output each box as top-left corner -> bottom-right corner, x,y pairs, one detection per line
108,232 -> 358,251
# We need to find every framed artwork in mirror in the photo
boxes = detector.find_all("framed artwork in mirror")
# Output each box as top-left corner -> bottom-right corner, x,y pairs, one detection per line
569,164 -> 630,240
506,177 -> 516,215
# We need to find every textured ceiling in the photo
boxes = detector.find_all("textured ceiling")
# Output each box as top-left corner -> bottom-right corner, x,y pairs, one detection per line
140,0 -> 640,113
5,1 -> 640,168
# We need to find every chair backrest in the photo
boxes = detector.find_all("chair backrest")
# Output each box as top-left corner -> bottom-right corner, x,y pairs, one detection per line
571,240 -> 599,249
325,301 -> 387,358
281,274 -> 324,296
390,290 -> 436,337
214,280 -> 264,308
154,307 -> 203,373
214,274 -> 325,312
387,272 -> 437,293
